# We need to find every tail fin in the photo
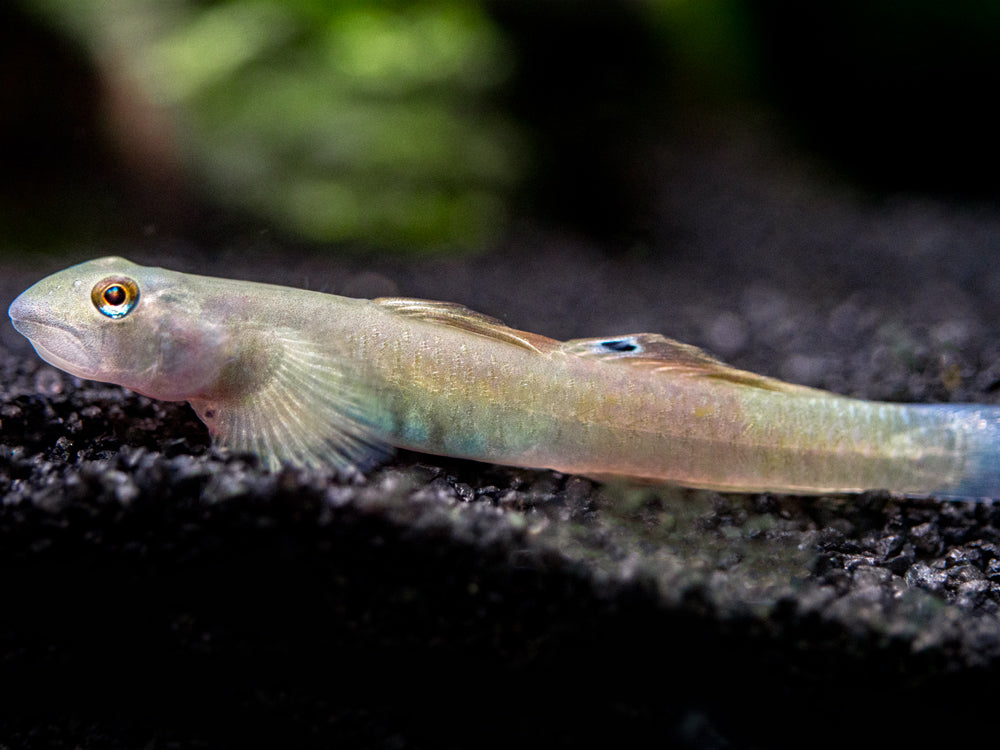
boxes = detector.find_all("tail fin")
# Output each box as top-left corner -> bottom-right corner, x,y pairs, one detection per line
926,405 -> 1000,500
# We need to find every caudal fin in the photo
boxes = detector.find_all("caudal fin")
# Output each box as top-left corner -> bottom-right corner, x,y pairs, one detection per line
925,405 -> 1000,500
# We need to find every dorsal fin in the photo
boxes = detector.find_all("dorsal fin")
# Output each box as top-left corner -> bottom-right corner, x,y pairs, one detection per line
374,297 -> 558,353
560,334 -> 824,395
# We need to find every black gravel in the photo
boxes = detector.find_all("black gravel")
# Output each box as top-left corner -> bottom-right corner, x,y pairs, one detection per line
4,116 -> 1000,748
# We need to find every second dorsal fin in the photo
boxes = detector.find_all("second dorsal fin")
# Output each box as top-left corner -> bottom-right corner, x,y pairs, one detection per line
374,297 -> 559,353
560,334 -> 824,395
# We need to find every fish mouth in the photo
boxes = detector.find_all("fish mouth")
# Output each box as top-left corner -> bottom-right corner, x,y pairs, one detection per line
8,295 -> 99,380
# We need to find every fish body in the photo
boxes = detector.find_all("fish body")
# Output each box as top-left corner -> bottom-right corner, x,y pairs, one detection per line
8,257 -> 1000,499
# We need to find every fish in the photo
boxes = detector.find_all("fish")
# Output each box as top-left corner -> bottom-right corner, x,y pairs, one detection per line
7,256 -> 1000,499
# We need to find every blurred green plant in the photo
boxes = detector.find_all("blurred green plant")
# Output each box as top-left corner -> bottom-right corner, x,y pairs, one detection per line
642,0 -> 760,99
27,0 -> 522,251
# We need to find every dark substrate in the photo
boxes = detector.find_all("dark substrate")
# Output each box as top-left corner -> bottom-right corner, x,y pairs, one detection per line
3,117 -> 1000,748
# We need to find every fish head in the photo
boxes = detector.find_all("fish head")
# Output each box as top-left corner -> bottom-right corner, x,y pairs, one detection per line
8,256 -> 233,401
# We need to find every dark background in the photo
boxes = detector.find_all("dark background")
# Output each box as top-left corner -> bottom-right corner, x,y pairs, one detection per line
3,2 -> 1000,748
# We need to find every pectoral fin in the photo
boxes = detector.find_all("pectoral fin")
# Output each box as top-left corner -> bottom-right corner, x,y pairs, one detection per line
189,331 -> 391,472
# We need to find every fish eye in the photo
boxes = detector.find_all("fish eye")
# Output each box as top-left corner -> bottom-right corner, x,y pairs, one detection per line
92,276 -> 140,319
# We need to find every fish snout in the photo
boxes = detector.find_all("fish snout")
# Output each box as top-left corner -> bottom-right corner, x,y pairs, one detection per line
6,290 -> 100,378
8,289 -> 53,338
7,291 -> 31,333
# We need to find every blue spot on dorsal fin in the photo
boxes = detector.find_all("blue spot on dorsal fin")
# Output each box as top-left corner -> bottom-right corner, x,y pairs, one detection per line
600,339 -> 639,353
561,333 -> 817,395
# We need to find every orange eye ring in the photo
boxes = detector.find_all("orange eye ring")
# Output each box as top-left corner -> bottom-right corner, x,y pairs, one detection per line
92,276 -> 140,318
